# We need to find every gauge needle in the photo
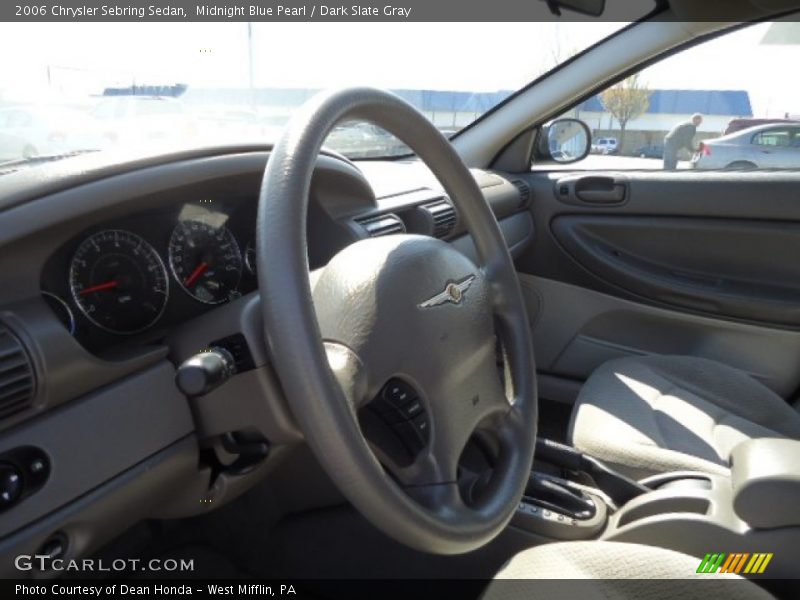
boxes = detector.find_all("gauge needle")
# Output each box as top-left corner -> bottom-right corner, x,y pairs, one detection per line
184,262 -> 209,287
79,280 -> 119,295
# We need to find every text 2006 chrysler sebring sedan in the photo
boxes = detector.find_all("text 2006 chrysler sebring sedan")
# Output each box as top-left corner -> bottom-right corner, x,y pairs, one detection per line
0,2 -> 799,597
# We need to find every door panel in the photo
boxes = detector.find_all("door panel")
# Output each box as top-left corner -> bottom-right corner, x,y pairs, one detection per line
513,170 -> 800,400
551,215 -> 800,326
521,275 -> 800,400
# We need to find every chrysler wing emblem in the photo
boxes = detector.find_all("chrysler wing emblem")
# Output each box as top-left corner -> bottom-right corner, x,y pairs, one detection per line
418,275 -> 476,309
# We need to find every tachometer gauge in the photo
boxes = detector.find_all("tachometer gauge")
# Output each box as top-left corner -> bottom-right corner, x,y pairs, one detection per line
168,220 -> 242,304
69,230 -> 168,334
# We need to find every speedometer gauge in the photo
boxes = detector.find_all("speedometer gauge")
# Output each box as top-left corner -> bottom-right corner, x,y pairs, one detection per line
69,230 -> 168,334
168,220 -> 242,304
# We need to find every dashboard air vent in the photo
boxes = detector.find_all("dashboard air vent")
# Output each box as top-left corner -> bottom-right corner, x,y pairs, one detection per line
357,213 -> 406,238
0,324 -> 35,419
421,199 -> 457,239
511,179 -> 531,208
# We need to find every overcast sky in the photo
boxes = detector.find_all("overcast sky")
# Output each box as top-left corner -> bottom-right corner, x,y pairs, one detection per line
0,21 -> 798,117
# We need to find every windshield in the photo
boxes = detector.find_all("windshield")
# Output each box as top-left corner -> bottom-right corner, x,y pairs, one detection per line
0,21 -> 632,165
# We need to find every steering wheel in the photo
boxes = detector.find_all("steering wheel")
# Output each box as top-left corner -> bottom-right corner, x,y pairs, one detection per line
257,88 -> 537,554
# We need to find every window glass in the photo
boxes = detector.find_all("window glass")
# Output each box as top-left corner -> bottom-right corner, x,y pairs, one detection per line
752,129 -> 791,146
0,20 -> 641,165
8,111 -> 31,127
537,21 -> 800,171
91,101 -> 125,120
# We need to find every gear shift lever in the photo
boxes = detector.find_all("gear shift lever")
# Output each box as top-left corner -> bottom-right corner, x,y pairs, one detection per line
536,438 -> 649,506
524,473 -> 596,520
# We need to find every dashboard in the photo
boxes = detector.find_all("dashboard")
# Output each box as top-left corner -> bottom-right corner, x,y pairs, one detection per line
0,144 -> 532,575
30,152 -> 530,357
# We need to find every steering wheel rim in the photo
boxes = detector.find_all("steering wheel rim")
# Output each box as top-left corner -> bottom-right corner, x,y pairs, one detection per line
257,87 -> 537,554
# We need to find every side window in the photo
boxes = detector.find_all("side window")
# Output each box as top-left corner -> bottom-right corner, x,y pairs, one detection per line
535,21 -> 800,171
752,129 -> 791,147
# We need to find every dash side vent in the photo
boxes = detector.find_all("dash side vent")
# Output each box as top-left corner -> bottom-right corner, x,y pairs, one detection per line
356,213 -> 406,237
0,324 -> 35,420
421,199 -> 457,239
511,179 -> 531,208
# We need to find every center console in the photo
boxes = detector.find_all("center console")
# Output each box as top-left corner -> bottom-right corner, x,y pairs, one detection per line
513,437 -> 800,580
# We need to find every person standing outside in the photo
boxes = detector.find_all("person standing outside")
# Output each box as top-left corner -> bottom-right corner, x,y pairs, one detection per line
663,113 -> 703,169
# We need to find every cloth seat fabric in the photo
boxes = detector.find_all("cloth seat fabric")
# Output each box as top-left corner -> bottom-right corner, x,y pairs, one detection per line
568,355 -> 800,479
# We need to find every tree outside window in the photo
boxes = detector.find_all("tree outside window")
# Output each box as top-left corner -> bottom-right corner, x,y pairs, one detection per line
600,74 -> 651,153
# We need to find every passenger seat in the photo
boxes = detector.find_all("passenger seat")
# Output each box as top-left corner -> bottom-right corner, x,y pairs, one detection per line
568,355 -> 800,479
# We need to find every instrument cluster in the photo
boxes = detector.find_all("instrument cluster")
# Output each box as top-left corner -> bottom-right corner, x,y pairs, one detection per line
40,201 -> 259,349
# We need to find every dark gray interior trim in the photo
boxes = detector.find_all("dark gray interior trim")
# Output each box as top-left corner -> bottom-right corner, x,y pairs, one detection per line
0,436 -> 200,578
0,361 -> 193,538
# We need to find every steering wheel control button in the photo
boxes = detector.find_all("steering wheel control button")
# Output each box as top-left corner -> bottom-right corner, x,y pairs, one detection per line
410,414 -> 429,436
370,380 -> 420,418
365,379 -> 430,458
397,399 -> 423,420
375,398 -> 424,424
382,380 -> 417,408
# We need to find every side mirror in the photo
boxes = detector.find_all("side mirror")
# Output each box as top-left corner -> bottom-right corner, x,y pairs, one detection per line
536,118 -> 592,164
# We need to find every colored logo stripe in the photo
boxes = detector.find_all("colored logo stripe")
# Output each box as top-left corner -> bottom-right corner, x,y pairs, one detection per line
744,553 -> 773,574
697,553 -> 726,573
721,553 -> 749,573
697,552 -> 773,574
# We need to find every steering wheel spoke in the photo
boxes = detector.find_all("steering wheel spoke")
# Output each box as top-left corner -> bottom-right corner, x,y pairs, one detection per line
323,341 -> 370,411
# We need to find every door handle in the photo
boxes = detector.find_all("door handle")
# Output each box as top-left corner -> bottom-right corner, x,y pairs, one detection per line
555,175 -> 628,206
576,187 -> 626,203
575,176 -> 626,204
